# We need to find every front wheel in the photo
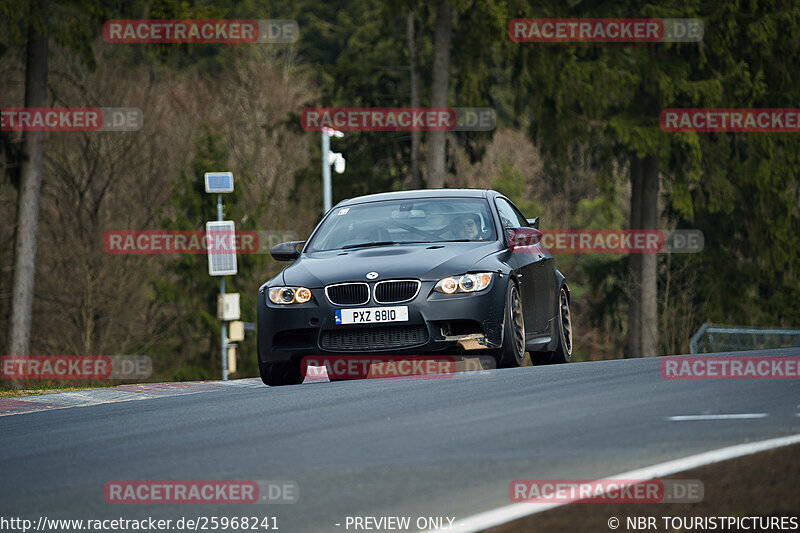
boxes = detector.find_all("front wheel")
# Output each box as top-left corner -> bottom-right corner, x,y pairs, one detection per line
494,280 -> 526,368
258,358 -> 305,386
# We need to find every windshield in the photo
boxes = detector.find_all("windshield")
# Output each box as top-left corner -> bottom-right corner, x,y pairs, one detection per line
307,198 -> 496,251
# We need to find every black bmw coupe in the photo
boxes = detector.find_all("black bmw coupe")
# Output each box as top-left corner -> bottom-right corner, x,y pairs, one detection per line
257,189 -> 572,385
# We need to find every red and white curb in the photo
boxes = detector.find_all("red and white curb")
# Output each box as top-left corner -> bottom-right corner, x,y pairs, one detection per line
0,378 -> 263,417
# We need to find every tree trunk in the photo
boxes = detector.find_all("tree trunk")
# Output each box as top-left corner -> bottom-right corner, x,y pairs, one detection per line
640,154 -> 659,356
6,0 -> 49,362
426,1 -> 452,189
626,157 -> 643,358
406,12 -> 422,189
626,154 -> 659,357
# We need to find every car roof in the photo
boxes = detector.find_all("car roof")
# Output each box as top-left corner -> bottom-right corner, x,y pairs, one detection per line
337,188 -> 496,207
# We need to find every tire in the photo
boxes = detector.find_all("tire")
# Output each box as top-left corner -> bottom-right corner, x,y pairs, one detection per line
532,286 -> 572,364
258,358 -> 305,386
495,279 -> 526,368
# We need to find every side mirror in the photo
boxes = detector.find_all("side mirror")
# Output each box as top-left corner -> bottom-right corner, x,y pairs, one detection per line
507,227 -> 543,251
270,241 -> 305,261
526,217 -> 540,229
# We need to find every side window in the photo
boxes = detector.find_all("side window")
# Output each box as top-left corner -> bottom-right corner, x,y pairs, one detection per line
509,202 -> 530,228
495,198 -> 528,229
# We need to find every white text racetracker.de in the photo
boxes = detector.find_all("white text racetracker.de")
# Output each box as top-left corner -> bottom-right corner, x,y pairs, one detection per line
343,516 -> 455,530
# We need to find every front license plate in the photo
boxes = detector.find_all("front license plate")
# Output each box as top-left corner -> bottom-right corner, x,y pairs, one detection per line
335,306 -> 409,325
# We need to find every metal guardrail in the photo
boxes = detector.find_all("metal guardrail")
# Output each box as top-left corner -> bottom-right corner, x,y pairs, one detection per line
689,323 -> 800,354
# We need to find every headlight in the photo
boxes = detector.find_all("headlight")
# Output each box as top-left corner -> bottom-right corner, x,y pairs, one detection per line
268,286 -> 313,304
434,273 -> 493,294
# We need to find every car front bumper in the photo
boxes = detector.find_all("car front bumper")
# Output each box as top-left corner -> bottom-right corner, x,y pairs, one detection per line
257,277 -> 510,365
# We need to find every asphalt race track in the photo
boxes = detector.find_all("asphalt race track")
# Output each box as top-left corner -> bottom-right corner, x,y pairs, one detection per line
2,348 -> 799,532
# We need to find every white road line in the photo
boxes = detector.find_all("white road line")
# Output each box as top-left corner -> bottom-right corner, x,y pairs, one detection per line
433,433 -> 800,533
668,413 -> 768,421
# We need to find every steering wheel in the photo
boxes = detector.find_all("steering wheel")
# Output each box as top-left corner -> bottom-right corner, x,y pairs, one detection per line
386,220 -> 441,240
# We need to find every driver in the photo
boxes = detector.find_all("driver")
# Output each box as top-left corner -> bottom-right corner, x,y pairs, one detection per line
453,215 -> 480,240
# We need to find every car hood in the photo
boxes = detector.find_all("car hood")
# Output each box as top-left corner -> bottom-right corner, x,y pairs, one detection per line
280,242 -> 502,287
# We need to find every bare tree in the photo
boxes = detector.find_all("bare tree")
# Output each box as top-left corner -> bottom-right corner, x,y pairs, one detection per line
407,12 -> 422,189
626,154 -> 659,357
426,1 -> 452,189
626,157 -> 643,357
6,0 -> 48,363
23,47 -> 315,376
639,154 -> 659,356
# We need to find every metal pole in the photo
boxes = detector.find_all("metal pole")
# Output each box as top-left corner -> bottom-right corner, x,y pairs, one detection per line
322,130 -> 331,214
218,193 -> 228,381
689,322 -> 709,354
221,277 -> 227,381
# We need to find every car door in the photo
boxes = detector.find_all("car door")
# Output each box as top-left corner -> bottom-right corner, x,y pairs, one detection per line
495,198 -> 539,338
529,230 -> 557,333
498,198 -> 556,334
